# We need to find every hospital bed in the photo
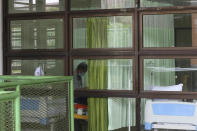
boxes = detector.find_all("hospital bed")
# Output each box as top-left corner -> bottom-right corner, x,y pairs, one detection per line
21,96 -> 66,131
144,99 -> 197,131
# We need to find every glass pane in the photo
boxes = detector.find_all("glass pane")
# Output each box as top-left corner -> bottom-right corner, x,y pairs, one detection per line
142,13 -> 197,48
140,0 -> 197,7
71,0 -> 135,10
73,59 -> 133,90
144,58 -> 197,92
74,97 -> 136,131
11,59 -> 64,75
73,16 -> 132,48
141,98 -> 197,131
10,19 -> 64,49
9,0 -> 65,13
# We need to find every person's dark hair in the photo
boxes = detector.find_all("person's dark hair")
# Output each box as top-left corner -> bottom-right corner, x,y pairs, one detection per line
77,62 -> 88,73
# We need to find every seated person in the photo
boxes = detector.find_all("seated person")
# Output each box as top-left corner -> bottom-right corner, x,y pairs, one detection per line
74,62 -> 88,131
74,62 -> 87,89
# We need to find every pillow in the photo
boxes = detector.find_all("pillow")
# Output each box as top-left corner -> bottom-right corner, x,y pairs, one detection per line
152,83 -> 183,91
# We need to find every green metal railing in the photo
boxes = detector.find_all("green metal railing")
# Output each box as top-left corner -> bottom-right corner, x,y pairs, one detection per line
0,75 -> 74,131
0,86 -> 20,131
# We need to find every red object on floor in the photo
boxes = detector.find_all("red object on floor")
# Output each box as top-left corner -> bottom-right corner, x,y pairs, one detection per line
74,104 -> 88,109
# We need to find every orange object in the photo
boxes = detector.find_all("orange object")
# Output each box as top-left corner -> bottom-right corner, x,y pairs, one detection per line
74,114 -> 88,120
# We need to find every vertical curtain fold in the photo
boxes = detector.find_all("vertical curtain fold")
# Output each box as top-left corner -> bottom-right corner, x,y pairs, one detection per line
87,17 -> 109,131
108,59 -> 135,129
140,0 -> 172,7
101,0 -> 134,9
107,17 -> 132,48
143,14 -> 176,90
86,16 -> 135,130
87,17 -> 108,48
143,14 -> 175,48
107,17 -> 135,130
73,18 -> 87,48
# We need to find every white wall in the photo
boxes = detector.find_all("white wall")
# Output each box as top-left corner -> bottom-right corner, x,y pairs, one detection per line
0,0 -> 2,75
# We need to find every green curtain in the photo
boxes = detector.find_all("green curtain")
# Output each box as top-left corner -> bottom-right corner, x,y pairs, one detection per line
87,17 -> 109,131
87,17 -> 108,48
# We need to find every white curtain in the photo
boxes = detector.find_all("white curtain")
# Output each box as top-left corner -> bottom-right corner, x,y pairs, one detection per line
107,17 -> 135,129
73,18 -> 87,48
108,59 -> 132,90
143,14 -> 176,89
143,14 -> 175,48
141,14 -> 176,125
108,98 -> 136,130
107,60 -> 135,130
107,16 -> 132,48
101,0 -> 134,9
140,0 -> 172,7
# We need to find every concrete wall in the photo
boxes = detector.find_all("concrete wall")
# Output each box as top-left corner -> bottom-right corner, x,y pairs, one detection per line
0,0 -> 3,75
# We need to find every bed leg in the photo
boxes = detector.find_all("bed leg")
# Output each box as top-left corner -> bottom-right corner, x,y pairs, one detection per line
145,122 -> 152,130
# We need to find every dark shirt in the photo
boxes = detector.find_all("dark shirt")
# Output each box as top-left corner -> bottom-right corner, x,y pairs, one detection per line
74,71 -> 82,89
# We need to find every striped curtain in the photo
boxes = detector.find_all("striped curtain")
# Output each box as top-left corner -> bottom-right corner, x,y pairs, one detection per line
141,14 -> 176,126
87,17 -> 109,131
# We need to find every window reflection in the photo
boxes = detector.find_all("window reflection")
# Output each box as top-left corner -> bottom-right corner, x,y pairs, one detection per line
11,59 -> 64,76
11,24 -> 22,49
47,27 -> 56,49
11,60 -> 22,74
9,0 -> 64,13
11,19 -> 63,49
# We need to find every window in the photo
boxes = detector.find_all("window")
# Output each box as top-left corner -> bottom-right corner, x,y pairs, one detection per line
140,0 -> 197,8
4,0 -> 197,130
71,0 -> 135,10
9,0 -> 65,13
74,97 -> 136,131
11,59 -> 64,75
73,58 -> 133,90
143,57 -> 197,92
10,19 -> 64,49
72,16 -> 133,48
142,13 -> 197,48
